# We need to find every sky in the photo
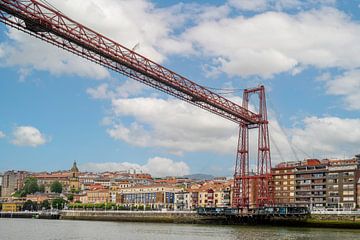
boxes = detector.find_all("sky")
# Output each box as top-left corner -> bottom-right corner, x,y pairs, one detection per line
0,0 -> 360,177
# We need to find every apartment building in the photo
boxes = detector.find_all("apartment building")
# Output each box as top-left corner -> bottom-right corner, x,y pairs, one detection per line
272,161 -> 298,206
327,159 -> 359,209
295,159 -> 328,209
118,184 -> 183,209
1,171 -> 28,197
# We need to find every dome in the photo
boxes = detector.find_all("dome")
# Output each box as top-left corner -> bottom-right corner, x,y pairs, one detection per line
71,161 -> 79,172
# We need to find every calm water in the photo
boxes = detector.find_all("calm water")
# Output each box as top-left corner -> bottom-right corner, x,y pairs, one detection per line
0,218 -> 360,240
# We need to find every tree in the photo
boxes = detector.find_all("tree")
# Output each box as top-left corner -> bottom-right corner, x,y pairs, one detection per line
50,181 -> 63,193
39,184 -> 45,193
23,177 -> 39,195
67,194 -> 74,202
23,200 -> 38,211
41,200 -> 50,210
51,198 -> 67,209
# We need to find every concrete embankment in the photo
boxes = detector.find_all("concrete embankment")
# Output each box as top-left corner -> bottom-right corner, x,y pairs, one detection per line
60,210 -> 228,224
60,211 -> 360,229
0,211 -> 60,219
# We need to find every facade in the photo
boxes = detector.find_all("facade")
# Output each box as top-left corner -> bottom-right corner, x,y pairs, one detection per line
174,191 -> 190,210
86,189 -> 110,203
272,162 -> 298,206
1,202 -> 23,212
69,161 -> 80,191
295,159 -> 328,209
327,159 -> 359,209
35,173 -> 69,193
1,171 -> 28,197
118,185 -> 182,209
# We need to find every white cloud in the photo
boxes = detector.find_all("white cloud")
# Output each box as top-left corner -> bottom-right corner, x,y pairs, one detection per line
183,8 -> 360,78
80,157 -> 190,177
290,117 -> 360,158
228,0 -> 336,12
0,0 -> 193,79
0,130 -> 5,138
86,80 -> 146,100
0,29 -> 110,80
325,70 -> 360,110
228,0 -> 268,11
107,97 -> 237,155
11,126 -> 49,147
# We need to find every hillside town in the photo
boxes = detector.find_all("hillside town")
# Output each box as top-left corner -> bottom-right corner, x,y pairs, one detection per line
1,154 -> 360,212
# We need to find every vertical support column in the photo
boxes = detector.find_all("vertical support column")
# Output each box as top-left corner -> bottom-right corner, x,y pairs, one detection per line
233,123 -> 249,209
256,86 -> 273,207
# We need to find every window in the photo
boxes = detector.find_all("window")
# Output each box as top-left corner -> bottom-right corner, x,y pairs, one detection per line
343,191 -> 354,196
343,197 -> 354,201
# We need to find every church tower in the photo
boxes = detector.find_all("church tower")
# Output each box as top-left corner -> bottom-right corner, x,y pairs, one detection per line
69,161 -> 80,192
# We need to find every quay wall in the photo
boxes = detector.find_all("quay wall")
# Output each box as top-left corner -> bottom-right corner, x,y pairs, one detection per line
60,210 -> 227,224
60,210 -> 360,228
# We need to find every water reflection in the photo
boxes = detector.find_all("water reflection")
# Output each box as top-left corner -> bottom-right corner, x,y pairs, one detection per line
0,219 -> 359,240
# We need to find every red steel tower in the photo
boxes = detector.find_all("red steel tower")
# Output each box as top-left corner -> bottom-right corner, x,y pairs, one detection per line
233,86 -> 273,209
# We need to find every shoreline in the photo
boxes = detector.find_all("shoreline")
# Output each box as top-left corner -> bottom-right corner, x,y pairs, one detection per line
2,211 -> 360,229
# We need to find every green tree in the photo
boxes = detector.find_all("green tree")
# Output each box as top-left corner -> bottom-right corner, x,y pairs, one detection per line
67,194 -> 74,201
51,198 -> 67,209
39,184 -> 45,193
23,177 -> 39,195
23,200 -> 38,211
41,200 -> 50,210
50,181 -> 63,193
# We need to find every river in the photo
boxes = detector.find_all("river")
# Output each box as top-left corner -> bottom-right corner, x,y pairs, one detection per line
1,218 -> 360,240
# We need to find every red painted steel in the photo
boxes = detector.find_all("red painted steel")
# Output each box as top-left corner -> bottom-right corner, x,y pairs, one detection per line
0,0 -> 274,209
233,86 -> 273,209
0,0 -> 259,125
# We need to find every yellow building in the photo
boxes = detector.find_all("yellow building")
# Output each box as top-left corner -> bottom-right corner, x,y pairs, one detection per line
69,161 -> 80,191
1,202 -> 23,212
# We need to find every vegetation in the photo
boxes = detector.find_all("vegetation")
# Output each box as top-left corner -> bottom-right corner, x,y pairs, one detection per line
51,198 -> 67,209
13,177 -> 39,197
50,181 -> 63,193
39,184 -> 45,193
68,202 -> 129,210
67,194 -> 74,201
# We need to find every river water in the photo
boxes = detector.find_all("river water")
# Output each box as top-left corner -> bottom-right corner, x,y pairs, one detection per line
1,218 -> 360,240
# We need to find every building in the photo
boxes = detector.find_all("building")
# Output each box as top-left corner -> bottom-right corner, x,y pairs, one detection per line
26,193 -> 59,203
174,191 -> 190,210
86,189 -> 110,203
198,181 -> 231,207
1,171 -> 28,197
0,173 -> 3,197
272,161 -> 298,206
118,184 -> 183,209
1,202 -> 24,212
34,172 -> 69,193
295,159 -> 328,209
326,159 -> 359,209
69,161 -> 80,191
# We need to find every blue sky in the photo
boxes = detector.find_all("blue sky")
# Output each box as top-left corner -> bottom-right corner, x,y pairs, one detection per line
1,0 -> 360,177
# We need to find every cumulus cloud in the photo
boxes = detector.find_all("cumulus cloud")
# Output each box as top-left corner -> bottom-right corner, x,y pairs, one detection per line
86,80 -> 146,100
290,117 -> 360,158
0,29 -> 110,80
80,157 -> 190,177
0,0 -> 194,80
228,0 -> 336,12
325,70 -> 360,110
183,8 -> 360,78
11,126 -> 49,147
0,130 -> 5,138
107,97 -> 237,155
